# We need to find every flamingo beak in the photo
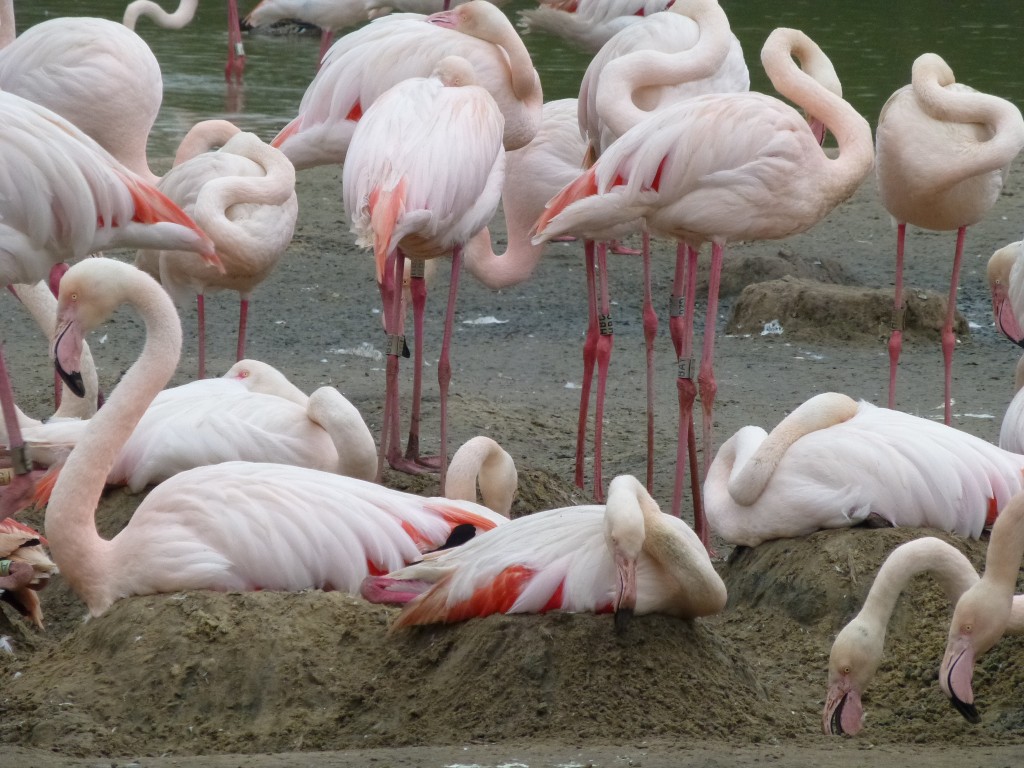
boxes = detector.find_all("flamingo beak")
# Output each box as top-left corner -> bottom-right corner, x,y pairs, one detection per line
939,637 -> 981,723
823,679 -> 862,736
808,116 -> 827,146
51,317 -> 85,399
613,550 -> 637,634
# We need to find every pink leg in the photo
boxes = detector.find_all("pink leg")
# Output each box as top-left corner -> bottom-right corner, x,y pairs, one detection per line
942,226 -> 967,425
317,29 -> 334,70
697,242 -> 724,483
575,240 -> 599,491
592,242 -> 614,503
640,231 -> 657,491
225,0 -> 246,84
0,342 -> 44,519
670,246 -> 699,517
377,249 -> 405,480
888,222 -> 907,410
197,293 -> 207,379
436,246 -> 464,496
401,260 -> 441,473
236,296 -> 249,362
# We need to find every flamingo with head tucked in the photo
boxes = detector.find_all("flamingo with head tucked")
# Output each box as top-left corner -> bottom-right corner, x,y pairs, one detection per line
0,517 -> 56,629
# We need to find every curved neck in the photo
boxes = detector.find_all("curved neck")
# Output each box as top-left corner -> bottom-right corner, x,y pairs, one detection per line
727,392 -> 859,505
596,0 -> 732,139
123,0 -> 200,30
980,491 -> 1024,598
45,270 -> 182,613
174,120 -> 241,166
491,24 -> 540,103
463,205 -> 545,289
760,28 -> 873,193
305,388 -> 377,482
445,436 -> 516,517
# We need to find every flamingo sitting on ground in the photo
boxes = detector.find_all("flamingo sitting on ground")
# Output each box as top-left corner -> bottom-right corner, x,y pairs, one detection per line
123,0 -> 247,83
136,123 -> 298,379
44,257 -> 512,618
361,474 -> 726,631
823,536 -> 1024,737
878,53 -> 1024,424
703,392 -> 1024,547
517,0 -> 675,54
0,90 -> 217,519
938,489 -> 1024,723
0,517 -> 57,629
534,28 -> 874,549
343,56 -> 505,486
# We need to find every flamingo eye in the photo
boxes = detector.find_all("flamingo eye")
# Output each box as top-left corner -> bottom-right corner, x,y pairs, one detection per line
70,292 -> 78,301
843,666 -> 851,675
963,623 -> 972,633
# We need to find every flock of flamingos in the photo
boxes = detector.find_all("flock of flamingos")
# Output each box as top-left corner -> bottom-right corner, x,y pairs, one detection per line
3,0 -> 1024,744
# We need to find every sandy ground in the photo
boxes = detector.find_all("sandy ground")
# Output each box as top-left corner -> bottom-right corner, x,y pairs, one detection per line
3,141 -> 1024,767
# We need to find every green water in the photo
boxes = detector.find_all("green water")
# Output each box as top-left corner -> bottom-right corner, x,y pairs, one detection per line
19,0 -> 1024,160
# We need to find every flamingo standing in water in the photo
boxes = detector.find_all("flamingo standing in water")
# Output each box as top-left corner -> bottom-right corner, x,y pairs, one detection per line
878,53 -> 1024,424
361,474 -> 725,631
534,28 -> 874,549
343,56 -> 505,486
0,91 -> 217,518
123,0 -> 247,83
135,123 -> 298,379
939,489 -> 1024,723
823,536 -> 1024,737
44,257 -> 512,618
703,392 -> 1024,547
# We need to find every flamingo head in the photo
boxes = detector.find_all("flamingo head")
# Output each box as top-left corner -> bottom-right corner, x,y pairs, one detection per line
822,618 -> 882,736
986,242 -> 1024,348
426,1 -> 501,33
604,476 -> 647,634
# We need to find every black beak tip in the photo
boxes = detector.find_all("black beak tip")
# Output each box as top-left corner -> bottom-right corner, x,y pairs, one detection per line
828,698 -> 846,736
56,363 -> 85,399
950,695 -> 981,724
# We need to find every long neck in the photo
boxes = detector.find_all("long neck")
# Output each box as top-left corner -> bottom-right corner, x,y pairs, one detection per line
727,392 -> 859,505
913,54 -> 1024,182
44,277 -> 182,613
463,208 -> 545,289
490,23 -> 540,104
596,0 -> 732,139
305,388 -> 377,482
123,0 -> 200,30
760,28 -> 873,196
0,0 -> 14,48
979,491 -> 1024,599
445,436 -> 516,517
174,119 -> 241,166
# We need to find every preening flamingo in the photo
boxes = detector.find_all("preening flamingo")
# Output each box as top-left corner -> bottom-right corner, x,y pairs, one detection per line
823,536 -> 1024,737
343,56 -> 505,485
703,393 -> 1024,547
517,0 -> 675,54
985,240 -> 1024,349
570,0 -> 748,508
361,474 -> 725,631
136,124 -> 298,379
244,0 -> 370,70
0,517 -> 56,629
534,28 -> 873,549
939,489 -> 1024,723
45,257 -> 511,618
878,53 -> 1024,424
0,90 -> 217,521
123,0 -> 247,83
271,0 -> 542,170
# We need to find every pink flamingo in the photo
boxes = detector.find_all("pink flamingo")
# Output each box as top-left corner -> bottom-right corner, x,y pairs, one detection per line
0,91 -> 217,518
361,474 -> 725,631
939,489 -> 1024,723
342,56 -> 505,486
703,392 -> 1024,547
517,0 -> 675,53
45,257 -> 512,618
824,536 -> 1024,737
985,240 -> 1024,349
0,517 -> 57,629
878,53 -> 1024,424
534,28 -> 874,549
122,0 -> 247,83
135,122 -> 298,379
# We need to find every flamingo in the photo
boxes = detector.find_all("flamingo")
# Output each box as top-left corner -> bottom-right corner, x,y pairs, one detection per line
244,0 -> 370,71
878,53 -> 1024,424
534,28 -> 874,549
0,517 -> 57,629
361,474 -> 726,631
44,257 -> 512,618
703,392 -> 1024,547
939,489 -> 1024,723
517,0 -> 675,54
998,355 -> 1024,454
985,240 -> 1024,349
135,123 -> 298,379
365,0 -> 509,15
570,0 -> 748,508
342,56 -> 505,486
271,0 -> 542,170
0,90 -> 217,519
823,536 -> 1024,737
122,0 -> 247,83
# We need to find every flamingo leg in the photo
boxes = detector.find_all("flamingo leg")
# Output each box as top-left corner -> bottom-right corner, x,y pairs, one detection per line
378,248 -> 406,481
436,246 -> 464,495
942,226 -> 967,425
402,259 -> 441,473
575,239 -> 599,491
698,241 -> 724,482
0,342 -> 43,519
640,231 -> 657,491
225,0 -> 246,84
196,293 -> 207,379
592,241 -> 614,503
236,296 -> 249,362
888,222 -> 907,409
